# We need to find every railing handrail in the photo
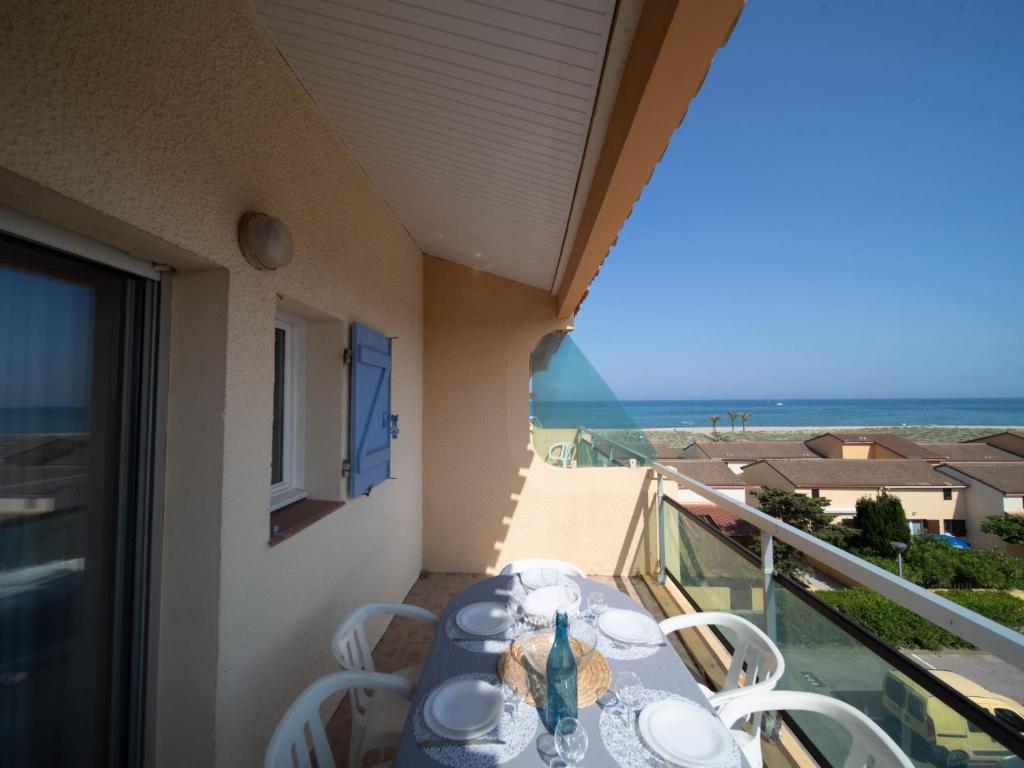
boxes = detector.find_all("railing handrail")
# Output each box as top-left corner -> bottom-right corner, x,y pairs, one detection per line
577,426 -> 650,462
651,460 -> 1024,672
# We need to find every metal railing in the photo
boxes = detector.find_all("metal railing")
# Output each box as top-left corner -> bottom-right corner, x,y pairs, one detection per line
652,460 -> 1024,668
651,460 -> 1024,761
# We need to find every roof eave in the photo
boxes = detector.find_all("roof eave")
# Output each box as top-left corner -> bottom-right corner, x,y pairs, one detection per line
555,0 -> 745,318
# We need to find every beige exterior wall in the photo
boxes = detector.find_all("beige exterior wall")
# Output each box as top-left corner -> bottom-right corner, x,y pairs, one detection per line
793,487 -> 960,524
423,257 -> 654,575
943,468 -> 1024,554
806,435 -> 843,458
0,2 -> 425,766
975,433 -> 1024,457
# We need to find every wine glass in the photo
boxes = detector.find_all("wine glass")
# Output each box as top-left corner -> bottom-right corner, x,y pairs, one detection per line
587,592 -> 607,622
498,681 -> 526,721
554,717 -> 588,767
614,671 -> 643,724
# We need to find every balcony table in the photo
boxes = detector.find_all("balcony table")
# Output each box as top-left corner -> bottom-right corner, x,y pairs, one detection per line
395,574 -> 749,767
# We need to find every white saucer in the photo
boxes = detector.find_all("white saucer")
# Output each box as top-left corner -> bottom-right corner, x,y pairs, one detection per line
598,609 -> 660,645
519,567 -> 563,591
522,585 -> 580,625
423,679 -> 504,740
455,602 -> 513,636
638,698 -> 735,767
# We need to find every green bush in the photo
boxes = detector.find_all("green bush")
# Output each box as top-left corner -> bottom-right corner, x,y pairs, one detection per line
856,536 -> 1024,590
816,588 -> 1024,650
980,515 -> 1024,545
852,492 -> 910,557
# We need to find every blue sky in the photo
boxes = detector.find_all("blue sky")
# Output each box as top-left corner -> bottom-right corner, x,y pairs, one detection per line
573,0 -> 1024,400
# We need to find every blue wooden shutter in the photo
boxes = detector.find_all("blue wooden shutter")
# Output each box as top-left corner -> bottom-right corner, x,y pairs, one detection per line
348,322 -> 393,497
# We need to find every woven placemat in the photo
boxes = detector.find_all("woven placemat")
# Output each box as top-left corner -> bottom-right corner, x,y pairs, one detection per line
499,635 -> 610,709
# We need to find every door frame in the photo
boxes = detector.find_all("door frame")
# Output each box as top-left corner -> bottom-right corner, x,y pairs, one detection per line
0,210 -> 168,768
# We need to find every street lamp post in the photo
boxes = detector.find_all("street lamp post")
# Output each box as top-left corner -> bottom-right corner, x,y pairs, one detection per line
890,541 -> 908,579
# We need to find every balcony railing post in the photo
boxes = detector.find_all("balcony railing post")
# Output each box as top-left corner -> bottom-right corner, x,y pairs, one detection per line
760,530 -> 777,640
657,472 -> 666,585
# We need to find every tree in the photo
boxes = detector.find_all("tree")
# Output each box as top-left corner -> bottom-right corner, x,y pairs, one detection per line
853,492 -> 910,557
727,411 -> 738,431
741,412 -> 751,432
709,415 -> 720,435
751,487 -> 832,573
754,487 -> 832,533
981,515 -> 1024,545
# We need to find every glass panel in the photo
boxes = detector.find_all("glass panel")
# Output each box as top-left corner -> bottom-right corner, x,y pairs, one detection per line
664,500 -> 763,624
271,327 -> 285,485
0,237 -> 152,768
665,502 -> 1024,766
529,333 -> 653,466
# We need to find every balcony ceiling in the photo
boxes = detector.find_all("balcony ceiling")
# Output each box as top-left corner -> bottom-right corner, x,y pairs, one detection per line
251,0 -> 618,290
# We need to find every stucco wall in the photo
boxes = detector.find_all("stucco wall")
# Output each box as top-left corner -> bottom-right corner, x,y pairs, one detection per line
0,1 -> 424,766
792,487 -> 960,521
944,467 -> 1024,554
423,256 -> 653,575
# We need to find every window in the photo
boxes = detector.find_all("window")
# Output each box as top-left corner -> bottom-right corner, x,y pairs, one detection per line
271,310 -> 306,510
943,488 -> 952,501
907,694 -> 925,721
810,489 -> 820,499
946,519 -> 967,537
909,520 -> 924,534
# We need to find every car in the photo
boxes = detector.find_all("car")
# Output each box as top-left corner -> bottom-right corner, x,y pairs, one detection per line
882,669 -> 1024,766
927,533 -> 972,550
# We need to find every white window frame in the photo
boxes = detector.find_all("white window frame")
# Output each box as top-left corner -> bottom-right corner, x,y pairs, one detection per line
270,310 -> 307,511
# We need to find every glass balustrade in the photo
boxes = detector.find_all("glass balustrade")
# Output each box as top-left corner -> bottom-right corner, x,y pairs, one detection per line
659,494 -> 1024,767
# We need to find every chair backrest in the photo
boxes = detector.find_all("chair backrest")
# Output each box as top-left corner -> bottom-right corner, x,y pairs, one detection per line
499,558 -> 586,577
546,441 -> 576,464
659,612 -> 784,705
718,690 -> 914,768
265,671 -> 414,768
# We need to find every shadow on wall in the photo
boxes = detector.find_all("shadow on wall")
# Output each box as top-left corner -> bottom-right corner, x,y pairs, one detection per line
422,256 -> 655,576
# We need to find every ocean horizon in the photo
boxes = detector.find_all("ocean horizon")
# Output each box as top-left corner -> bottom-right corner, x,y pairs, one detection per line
531,397 -> 1024,430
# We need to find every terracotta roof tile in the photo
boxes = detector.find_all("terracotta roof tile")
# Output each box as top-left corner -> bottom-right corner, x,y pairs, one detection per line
748,458 -> 962,488
939,462 -> 1024,495
658,459 -> 747,486
685,441 -> 818,461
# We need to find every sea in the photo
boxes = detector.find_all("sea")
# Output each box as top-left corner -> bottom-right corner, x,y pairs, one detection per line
531,398 -> 1024,430
0,407 -> 90,434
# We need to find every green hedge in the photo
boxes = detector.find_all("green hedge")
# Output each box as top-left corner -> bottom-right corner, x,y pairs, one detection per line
815,588 -> 1024,650
852,536 -> 1024,590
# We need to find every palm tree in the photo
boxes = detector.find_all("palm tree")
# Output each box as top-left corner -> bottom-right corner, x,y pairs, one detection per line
727,411 -> 738,431
709,415 -> 720,435
741,412 -> 751,432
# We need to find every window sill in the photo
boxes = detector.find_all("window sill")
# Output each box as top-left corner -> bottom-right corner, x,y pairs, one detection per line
268,498 -> 345,547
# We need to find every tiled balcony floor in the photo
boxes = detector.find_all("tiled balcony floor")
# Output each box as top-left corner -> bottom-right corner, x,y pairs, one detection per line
325,572 -> 702,764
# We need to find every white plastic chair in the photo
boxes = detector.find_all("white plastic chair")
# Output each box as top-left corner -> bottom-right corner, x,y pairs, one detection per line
265,670 -> 413,768
718,690 -> 914,768
331,603 -> 439,768
546,441 -> 576,467
499,559 -> 586,578
659,612 -> 785,709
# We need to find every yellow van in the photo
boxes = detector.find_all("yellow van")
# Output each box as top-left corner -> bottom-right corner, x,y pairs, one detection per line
882,669 -> 1024,766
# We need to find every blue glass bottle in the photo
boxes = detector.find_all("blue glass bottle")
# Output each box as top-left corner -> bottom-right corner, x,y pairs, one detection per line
545,610 -> 577,731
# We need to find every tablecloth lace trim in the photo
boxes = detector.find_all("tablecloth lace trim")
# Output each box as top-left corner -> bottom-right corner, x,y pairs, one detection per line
599,689 -> 742,768
412,672 -> 540,767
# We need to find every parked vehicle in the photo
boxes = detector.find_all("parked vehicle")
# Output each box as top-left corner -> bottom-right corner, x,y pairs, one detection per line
882,669 -> 1024,766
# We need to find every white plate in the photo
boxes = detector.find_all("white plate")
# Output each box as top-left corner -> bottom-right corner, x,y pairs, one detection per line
423,679 -> 504,740
520,567 -> 563,591
522,585 -> 580,625
638,698 -> 735,767
455,602 -> 513,636
598,609 -> 660,645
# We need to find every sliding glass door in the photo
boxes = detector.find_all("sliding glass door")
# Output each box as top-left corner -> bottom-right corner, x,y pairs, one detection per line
0,233 -> 159,768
